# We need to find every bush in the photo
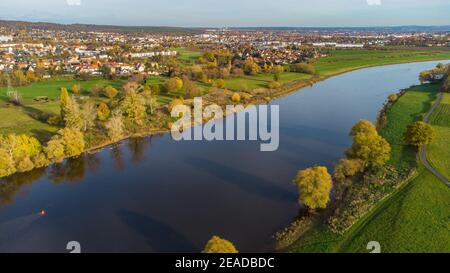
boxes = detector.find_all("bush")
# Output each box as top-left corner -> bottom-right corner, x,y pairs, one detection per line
268,81 -> 282,89
7,90 -> 22,105
231,92 -> 241,103
290,63 -> 316,75
97,102 -> 111,121
104,86 -> 118,99
168,99 -> 184,113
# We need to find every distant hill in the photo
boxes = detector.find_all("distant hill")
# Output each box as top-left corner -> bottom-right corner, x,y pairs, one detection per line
0,20 -> 202,34
230,26 -> 450,33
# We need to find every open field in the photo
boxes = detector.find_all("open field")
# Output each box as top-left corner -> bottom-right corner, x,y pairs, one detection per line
224,72 -> 310,91
315,49 -> 450,76
427,93 -> 450,180
288,84 -> 450,253
172,47 -> 203,63
380,84 -> 440,170
0,77 -> 123,103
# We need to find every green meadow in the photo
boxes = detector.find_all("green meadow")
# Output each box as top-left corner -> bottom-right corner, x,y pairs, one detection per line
288,84 -> 450,253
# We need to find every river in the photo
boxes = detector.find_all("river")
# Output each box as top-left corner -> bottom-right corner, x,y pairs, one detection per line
0,60 -> 447,253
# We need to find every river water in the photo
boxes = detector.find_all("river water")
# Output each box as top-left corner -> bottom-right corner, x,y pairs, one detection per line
0,60 -> 446,253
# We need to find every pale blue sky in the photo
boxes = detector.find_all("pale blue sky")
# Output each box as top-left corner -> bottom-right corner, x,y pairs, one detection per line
0,0 -> 449,27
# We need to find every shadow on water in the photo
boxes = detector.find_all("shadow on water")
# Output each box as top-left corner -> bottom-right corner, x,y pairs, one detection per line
184,157 -> 296,202
0,168 -> 46,206
117,209 -> 197,253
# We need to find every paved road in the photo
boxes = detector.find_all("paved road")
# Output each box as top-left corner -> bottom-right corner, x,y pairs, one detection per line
420,92 -> 450,187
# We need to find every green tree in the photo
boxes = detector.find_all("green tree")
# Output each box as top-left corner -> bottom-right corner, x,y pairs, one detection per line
203,236 -> 238,253
293,166 -> 332,210
405,121 -> 435,146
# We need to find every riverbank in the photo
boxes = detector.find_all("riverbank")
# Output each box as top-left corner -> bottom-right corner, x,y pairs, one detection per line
285,83 -> 450,252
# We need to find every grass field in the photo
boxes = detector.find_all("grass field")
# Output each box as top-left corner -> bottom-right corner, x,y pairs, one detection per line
224,72 -> 310,91
427,93 -> 450,180
380,84 -> 440,170
0,77 -> 122,103
288,84 -> 450,253
171,47 -> 203,63
315,49 -> 450,76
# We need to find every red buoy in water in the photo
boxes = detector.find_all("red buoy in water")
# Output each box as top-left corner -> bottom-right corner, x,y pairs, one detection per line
40,210 -> 46,216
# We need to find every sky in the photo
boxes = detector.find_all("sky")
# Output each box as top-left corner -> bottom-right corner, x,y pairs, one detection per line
0,0 -> 449,27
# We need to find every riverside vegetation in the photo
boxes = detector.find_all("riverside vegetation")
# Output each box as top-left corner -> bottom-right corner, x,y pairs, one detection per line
279,63 -> 450,252
2,49 -> 450,178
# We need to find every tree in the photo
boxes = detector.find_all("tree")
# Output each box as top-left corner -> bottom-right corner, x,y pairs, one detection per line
105,111 -> 124,141
142,90 -> 159,115
243,58 -> 261,75
405,121 -> 435,146
97,102 -> 111,121
0,148 -> 16,177
45,138 -> 66,163
104,86 -> 118,99
165,77 -> 183,93
81,101 -> 97,132
60,87 -> 71,119
72,84 -> 81,94
272,65 -> 284,81
346,120 -> 391,169
349,119 -> 377,136
121,89 -> 147,124
203,236 -> 238,253
0,134 -> 42,173
333,159 -> 364,184
293,166 -> 332,210
58,128 -> 85,158
184,80 -> 202,99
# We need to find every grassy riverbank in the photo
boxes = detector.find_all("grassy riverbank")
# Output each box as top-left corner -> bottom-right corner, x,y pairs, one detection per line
287,83 -> 450,253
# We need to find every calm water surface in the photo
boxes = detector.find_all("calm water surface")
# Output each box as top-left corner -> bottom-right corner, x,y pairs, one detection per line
0,61 -> 447,252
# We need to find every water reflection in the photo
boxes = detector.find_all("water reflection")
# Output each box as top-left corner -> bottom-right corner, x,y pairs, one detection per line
0,168 -> 46,205
0,137 -> 153,206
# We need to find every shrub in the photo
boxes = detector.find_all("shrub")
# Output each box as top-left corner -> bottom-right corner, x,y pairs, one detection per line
231,92 -> 241,102
7,90 -> 22,105
104,86 -> 118,99
168,99 -> 184,113
72,84 -> 81,94
290,63 -> 316,75
268,81 -> 282,89
97,102 -> 111,121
